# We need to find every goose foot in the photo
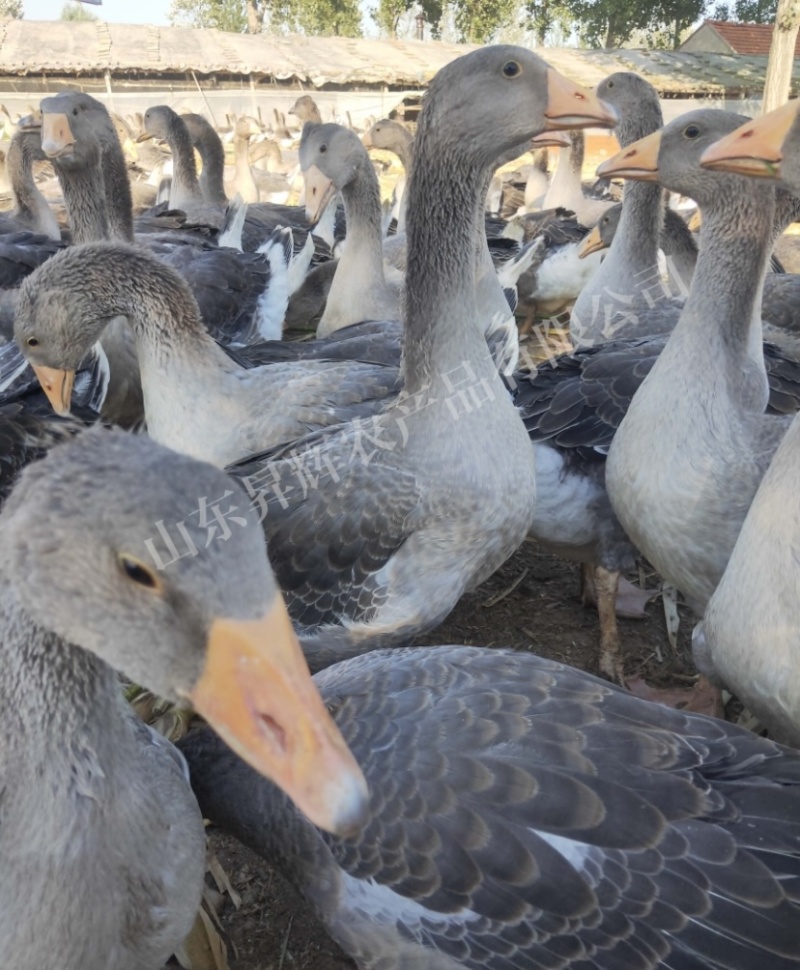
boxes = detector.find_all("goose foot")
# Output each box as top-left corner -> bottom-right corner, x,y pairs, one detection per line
615,576 -> 654,618
626,675 -> 725,719
595,566 -> 626,685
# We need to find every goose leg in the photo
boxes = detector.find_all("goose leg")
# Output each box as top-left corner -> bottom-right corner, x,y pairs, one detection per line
595,565 -> 625,685
579,561 -> 596,607
518,304 -> 536,336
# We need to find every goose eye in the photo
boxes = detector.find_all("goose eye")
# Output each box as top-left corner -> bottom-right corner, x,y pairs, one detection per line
119,555 -> 159,590
26,336 -> 39,348
684,125 -> 700,139
319,144 -> 327,153
502,61 -> 521,79
607,80 -> 615,88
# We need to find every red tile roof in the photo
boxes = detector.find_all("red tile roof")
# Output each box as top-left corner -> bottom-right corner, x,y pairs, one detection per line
704,18 -> 800,56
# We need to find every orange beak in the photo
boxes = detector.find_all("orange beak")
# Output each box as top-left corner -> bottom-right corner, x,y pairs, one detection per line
596,129 -> 662,181
32,365 -> 74,414
699,99 -> 799,179
544,68 -> 618,131
578,223 -> 606,258
40,112 -> 76,159
188,597 -> 369,837
303,163 -> 337,224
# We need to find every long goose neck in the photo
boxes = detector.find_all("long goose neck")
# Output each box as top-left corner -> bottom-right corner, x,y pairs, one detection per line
196,129 -> 227,204
682,183 -> 773,368
55,159 -> 112,243
0,580 -> 120,776
167,118 -> 203,210
402,134 -> 487,393
99,132 -> 135,243
545,135 -> 583,209
338,155 -> 386,279
607,180 -> 662,274
234,134 -> 258,197
390,130 -> 414,173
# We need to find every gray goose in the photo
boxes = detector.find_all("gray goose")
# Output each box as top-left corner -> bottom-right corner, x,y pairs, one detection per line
300,122 -> 403,336
37,91 -> 293,351
362,117 -> 414,232
604,111 -> 793,621
181,110 -> 312,254
181,111 -> 227,206
0,429 -> 366,970
180,643 -> 800,970
1,127 -> 61,240
138,104 -> 212,219
13,242 -> 400,468
686,97 -> 800,747
230,46 -> 616,671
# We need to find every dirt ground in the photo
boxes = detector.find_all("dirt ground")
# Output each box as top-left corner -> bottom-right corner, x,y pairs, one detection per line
202,538 -> 706,970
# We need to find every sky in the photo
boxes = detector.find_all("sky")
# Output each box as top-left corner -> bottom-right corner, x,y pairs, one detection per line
23,0 -> 171,23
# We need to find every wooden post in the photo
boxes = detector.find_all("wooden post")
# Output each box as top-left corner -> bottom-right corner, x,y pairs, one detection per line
762,0 -> 800,114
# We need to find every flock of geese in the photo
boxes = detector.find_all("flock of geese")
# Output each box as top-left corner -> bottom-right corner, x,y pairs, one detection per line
2,43 -> 800,970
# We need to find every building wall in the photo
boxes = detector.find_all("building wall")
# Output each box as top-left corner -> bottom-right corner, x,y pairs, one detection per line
679,25 -> 735,55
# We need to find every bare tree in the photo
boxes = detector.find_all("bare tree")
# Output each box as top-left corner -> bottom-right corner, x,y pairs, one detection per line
762,0 -> 800,113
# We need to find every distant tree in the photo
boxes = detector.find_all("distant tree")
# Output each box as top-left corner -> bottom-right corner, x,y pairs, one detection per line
171,0 -> 361,34
649,0 -> 706,47
169,0 -> 250,31
0,0 -> 23,18
735,0 -> 779,19
373,0 -> 443,38
564,0 -> 704,47
290,0 -> 362,34
452,0 -> 518,40
61,1 -> 98,19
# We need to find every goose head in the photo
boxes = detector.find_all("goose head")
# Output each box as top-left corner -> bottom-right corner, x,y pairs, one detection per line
35,91 -> 112,167
139,104 -> 181,145
289,94 -> 322,125
234,115 -> 262,141
300,122 -> 365,222
411,46 -> 617,175
699,98 -> 800,195
15,242 -> 193,414
578,201 -> 622,258
362,118 -> 410,151
595,71 -> 663,146
0,428 -> 369,836
597,109 -> 767,207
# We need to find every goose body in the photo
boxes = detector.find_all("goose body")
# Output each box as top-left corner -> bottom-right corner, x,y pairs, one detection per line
181,644 -> 800,970
228,47 -> 617,669
682,96 -> 800,745
604,111 -> 792,616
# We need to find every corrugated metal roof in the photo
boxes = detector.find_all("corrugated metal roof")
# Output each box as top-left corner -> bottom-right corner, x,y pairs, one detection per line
0,20 -> 482,84
0,19 -> 795,96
